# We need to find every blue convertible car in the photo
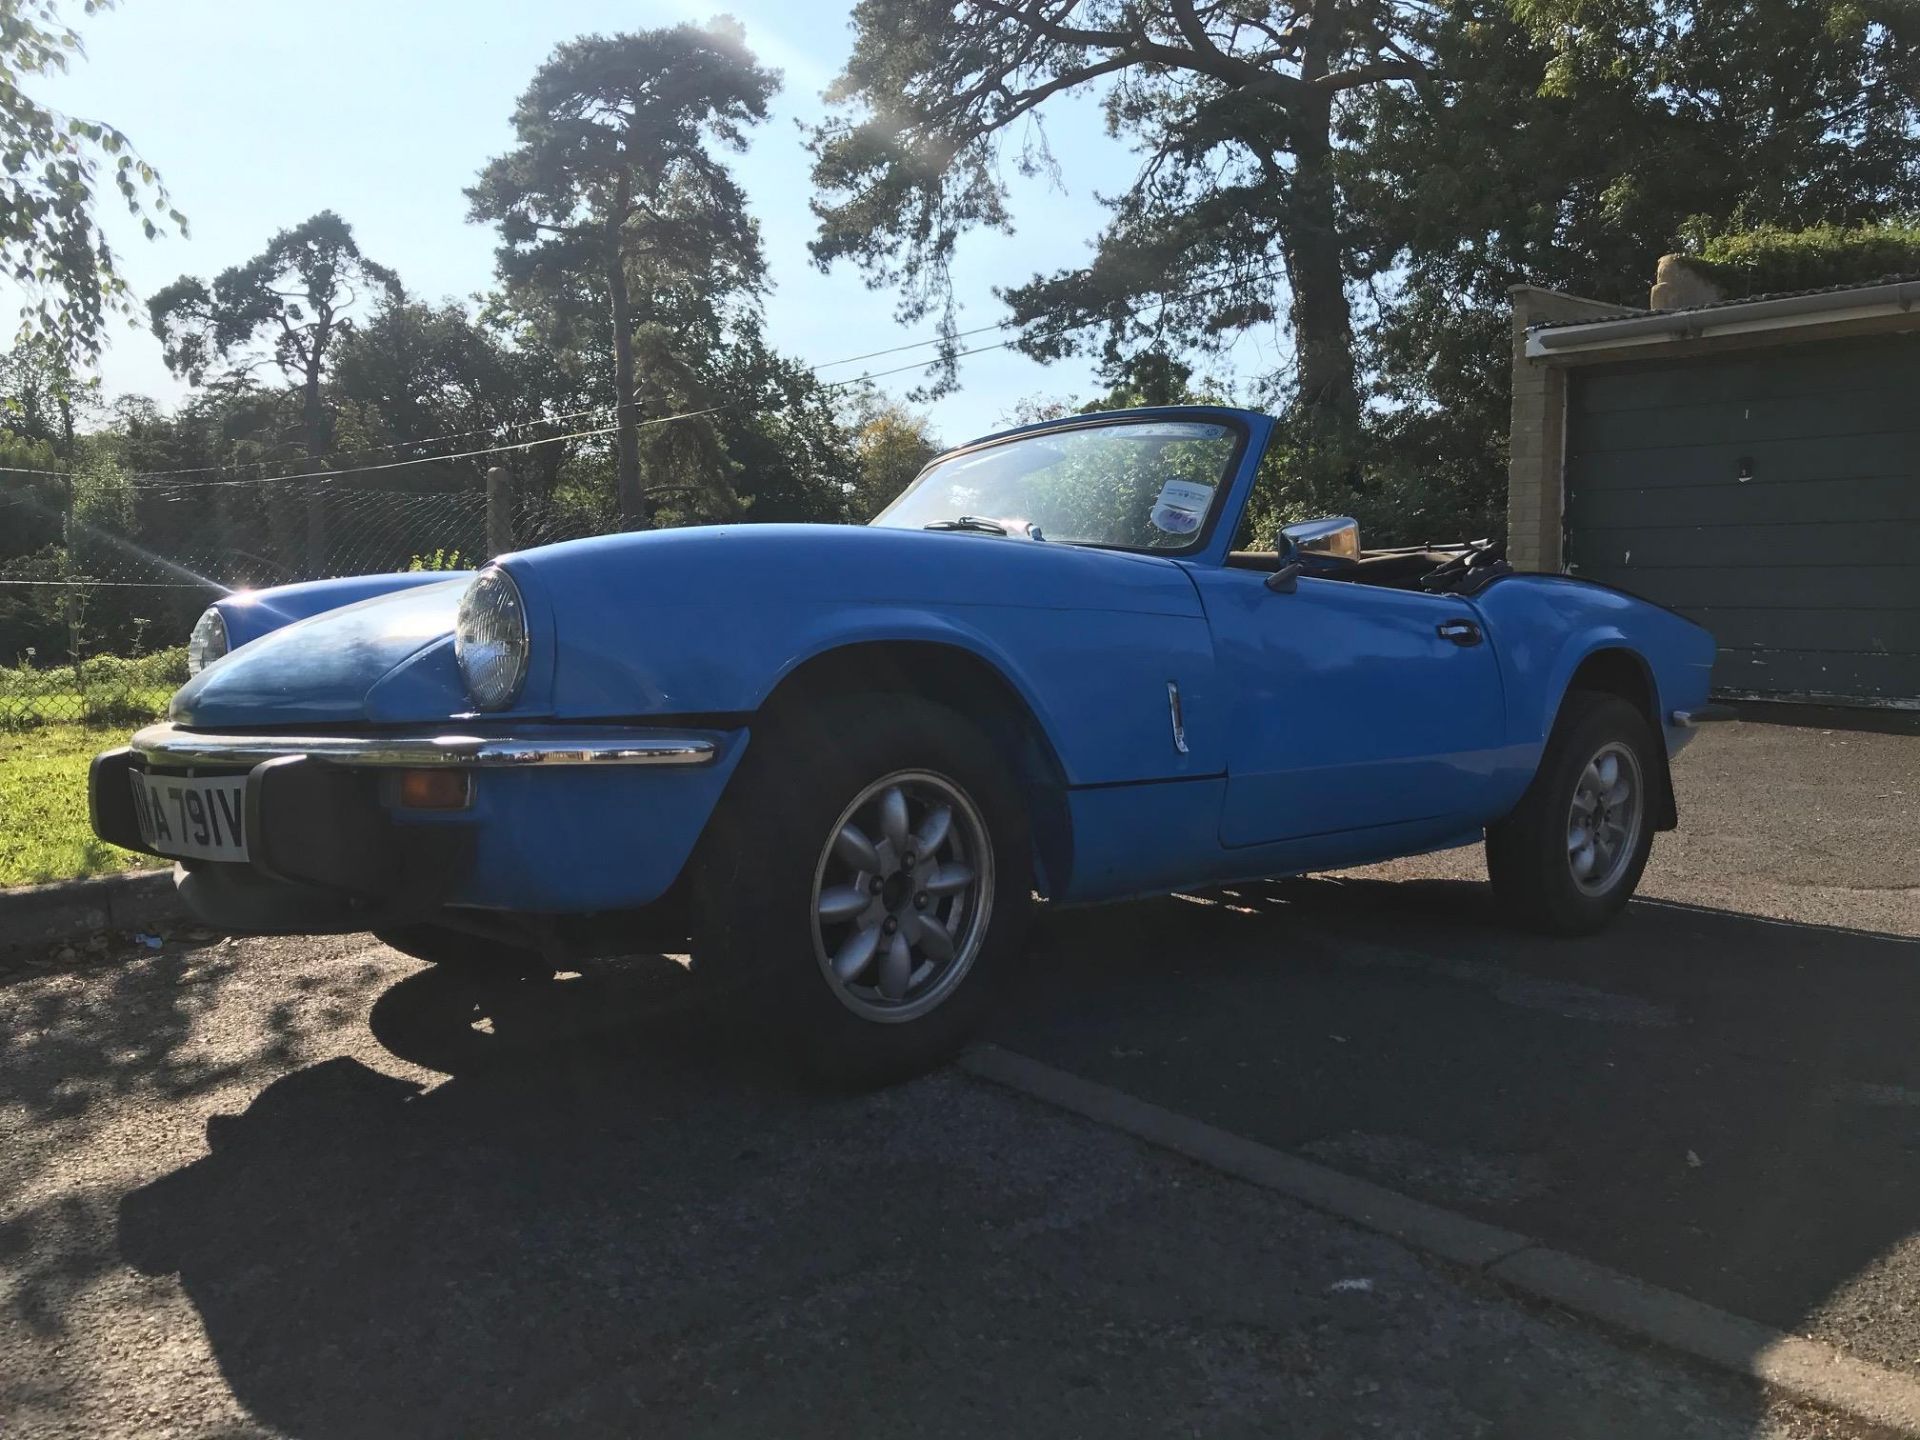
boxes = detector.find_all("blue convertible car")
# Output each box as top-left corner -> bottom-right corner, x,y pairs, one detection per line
91,406 -> 1716,1082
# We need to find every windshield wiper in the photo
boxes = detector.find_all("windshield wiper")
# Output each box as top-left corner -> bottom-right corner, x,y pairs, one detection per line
923,516 -> 1008,535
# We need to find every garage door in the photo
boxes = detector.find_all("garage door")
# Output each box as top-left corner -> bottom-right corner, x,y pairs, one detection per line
1564,333 -> 1920,706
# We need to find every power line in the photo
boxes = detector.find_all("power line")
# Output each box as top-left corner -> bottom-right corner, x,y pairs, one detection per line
0,263 -> 1285,489
821,335 -> 1059,386
96,401 -> 625,480
0,410 -> 618,482
810,317 -> 1016,369
822,265 -> 1285,387
161,404 -> 729,491
0,314 -> 1009,484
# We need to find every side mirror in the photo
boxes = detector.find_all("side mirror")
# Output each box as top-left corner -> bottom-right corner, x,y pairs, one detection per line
1265,533 -> 1305,594
1281,515 -> 1361,560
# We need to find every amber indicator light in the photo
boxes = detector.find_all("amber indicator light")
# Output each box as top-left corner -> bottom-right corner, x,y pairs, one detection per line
398,769 -> 473,810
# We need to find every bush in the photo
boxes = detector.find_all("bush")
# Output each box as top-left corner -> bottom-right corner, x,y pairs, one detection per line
1682,219 -> 1920,297
0,646 -> 188,730
407,547 -> 469,572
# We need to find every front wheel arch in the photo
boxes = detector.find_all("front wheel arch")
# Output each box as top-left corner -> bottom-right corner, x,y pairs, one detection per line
746,639 -> 1074,898
690,691 -> 1034,1086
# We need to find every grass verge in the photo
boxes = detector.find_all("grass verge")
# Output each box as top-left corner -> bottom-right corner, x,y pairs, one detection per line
0,724 -> 164,888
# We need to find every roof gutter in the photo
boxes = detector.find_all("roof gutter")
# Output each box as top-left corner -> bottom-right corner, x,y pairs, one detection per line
1525,279 -> 1920,359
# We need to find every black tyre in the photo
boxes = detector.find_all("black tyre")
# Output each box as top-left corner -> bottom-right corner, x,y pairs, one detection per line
691,693 -> 1032,1088
373,922 -> 555,981
1486,691 -> 1658,936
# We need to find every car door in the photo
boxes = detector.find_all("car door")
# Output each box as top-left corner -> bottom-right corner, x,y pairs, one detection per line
1186,567 -> 1510,846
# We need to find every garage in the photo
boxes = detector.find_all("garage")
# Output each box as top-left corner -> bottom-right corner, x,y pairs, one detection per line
1508,274 -> 1920,710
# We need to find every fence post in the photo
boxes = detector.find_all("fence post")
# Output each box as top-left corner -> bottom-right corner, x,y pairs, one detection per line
61,471 -> 78,664
305,486 -> 327,577
486,466 -> 513,558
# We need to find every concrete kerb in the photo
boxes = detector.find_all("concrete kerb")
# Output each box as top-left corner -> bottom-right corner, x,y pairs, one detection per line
960,1044 -> 1920,1435
0,868 -> 183,951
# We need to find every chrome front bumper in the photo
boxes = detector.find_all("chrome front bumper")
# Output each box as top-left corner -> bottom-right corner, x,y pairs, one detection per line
129,722 -> 720,770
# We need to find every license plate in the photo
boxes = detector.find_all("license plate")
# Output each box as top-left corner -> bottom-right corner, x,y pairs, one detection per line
129,772 -> 250,862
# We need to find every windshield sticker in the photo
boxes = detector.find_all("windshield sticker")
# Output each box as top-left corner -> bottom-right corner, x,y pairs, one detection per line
1150,478 -> 1213,535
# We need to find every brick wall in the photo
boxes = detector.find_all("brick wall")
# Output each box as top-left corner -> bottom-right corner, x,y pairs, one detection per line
1505,286 -> 1642,572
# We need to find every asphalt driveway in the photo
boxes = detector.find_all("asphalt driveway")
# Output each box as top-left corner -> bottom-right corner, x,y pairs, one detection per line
1,717 -> 1915,1438
1346,715 -> 1919,935
992,719 -> 1920,1368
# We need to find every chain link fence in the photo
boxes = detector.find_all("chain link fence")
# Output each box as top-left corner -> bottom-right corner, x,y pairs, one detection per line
0,470 -> 598,729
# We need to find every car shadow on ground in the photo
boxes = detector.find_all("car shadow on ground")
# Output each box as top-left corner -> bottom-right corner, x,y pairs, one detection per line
111,947 -> 1800,1440
996,873 -> 1920,1377
113,966 -> 832,1437
105,873 -> 1920,1435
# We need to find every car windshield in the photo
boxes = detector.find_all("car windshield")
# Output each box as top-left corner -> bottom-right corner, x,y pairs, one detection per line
871,419 -> 1240,551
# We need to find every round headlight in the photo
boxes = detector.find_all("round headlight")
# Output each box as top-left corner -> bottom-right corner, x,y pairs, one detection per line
186,606 -> 228,676
455,567 -> 529,711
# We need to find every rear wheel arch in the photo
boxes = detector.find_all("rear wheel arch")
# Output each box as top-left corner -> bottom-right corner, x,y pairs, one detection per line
1557,646 -> 1676,830
749,640 -> 1073,898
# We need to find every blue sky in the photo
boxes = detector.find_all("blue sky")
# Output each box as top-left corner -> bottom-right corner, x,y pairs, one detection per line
22,0 -> 1276,444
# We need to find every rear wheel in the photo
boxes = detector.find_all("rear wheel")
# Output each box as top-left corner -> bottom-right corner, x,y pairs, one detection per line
1486,691 -> 1658,935
692,694 -> 1031,1088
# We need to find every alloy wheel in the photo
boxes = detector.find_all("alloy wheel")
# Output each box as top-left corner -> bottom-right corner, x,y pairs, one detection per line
1566,740 -> 1644,897
810,770 -> 994,1023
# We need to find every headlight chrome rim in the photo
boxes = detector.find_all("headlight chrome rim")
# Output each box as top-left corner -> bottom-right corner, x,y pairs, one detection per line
455,566 -> 530,712
186,606 -> 229,676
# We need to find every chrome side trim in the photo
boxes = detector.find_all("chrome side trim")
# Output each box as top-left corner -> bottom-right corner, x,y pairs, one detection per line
1166,680 -> 1189,755
130,722 -> 719,769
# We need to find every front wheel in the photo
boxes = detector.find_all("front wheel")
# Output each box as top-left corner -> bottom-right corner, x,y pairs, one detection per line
1486,691 -> 1658,935
691,694 -> 1031,1088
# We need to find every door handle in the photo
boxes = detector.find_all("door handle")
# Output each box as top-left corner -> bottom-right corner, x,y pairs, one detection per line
1437,619 -> 1482,646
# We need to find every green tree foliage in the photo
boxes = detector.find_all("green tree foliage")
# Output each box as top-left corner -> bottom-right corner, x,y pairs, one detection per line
148,210 -> 402,459
0,342 -> 82,664
0,378 -> 66,568
142,212 -> 406,582
0,343 -> 154,662
700,341 -> 859,526
809,1 -> 1442,508
0,0 -> 184,360
468,20 -> 778,526
845,395 -> 940,520
330,297 -> 542,463
0,333 -> 90,448
1684,218 -> 1920,295
812,0 -> 1918,547
1348,0 -> 1920,541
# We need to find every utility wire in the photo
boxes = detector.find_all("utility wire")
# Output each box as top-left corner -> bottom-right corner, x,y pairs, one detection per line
0,263 -> 1285,489
0,405 -> 620,481
822,334 -> 1070,386
90,401 -> 624,479
821,264 -> 1284,387
809,317 -> 1017,369
160,405 -> 731,491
